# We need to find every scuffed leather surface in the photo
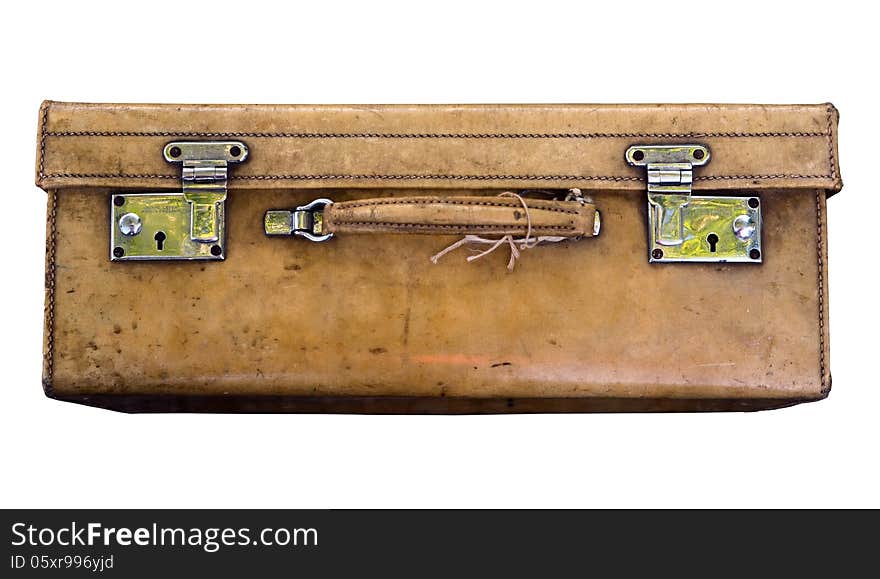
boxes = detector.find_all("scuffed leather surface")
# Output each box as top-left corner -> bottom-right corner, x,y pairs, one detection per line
37,102 -> 837,412
44,187 -> 830,406
36,102 -> 842,193
324,196 -> 598,237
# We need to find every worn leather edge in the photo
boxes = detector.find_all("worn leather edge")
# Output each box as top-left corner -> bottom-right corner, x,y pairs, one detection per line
35,101 -> 843,193
36,101 -> 50,189
43,393 -> 825,414
817,189 -> 832,396
41,190 -> 57,397
825,103 -> 843,196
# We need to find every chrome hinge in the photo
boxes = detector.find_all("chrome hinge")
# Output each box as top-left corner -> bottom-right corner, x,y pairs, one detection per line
110,141 -> 248,261
170,142 -> 244,243
626,144 -> 762,263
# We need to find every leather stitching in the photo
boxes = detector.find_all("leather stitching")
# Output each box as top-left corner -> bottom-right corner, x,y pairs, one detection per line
44,130 -> 831,139
816,104 -> 834,392
695,174 -> 832,181
815,189 -> 827,393
336,198 -> 582,215
38,101 -> 49,181
46,173 -> 178,180
41,173 -> 833,182
826,105 -> 837,180
43,191 -> 57,394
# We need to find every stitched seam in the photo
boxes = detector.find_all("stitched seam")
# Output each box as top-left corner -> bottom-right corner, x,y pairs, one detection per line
46,173 -> 178,179
38,102 -> 49,181
818,104 -> 834,390
816,189 -> 827,392
338,198 -> 580,215
333,222 -> 575,231
40,173 -> 834,181
826,106 -> 837,181
695,174 -> 832,181
43,130 -> 831,139
43,191 -> 57,392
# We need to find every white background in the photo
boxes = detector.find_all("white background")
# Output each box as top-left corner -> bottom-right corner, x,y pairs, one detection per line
1,0 -> 876,508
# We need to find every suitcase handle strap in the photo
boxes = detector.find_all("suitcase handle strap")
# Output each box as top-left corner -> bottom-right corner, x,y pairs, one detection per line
264,190 -> 601,271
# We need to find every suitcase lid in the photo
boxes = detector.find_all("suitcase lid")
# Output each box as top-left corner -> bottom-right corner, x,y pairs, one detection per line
36,101 -> 842,194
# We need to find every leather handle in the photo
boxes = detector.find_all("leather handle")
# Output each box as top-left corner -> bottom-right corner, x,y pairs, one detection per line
323,196 -> 599,238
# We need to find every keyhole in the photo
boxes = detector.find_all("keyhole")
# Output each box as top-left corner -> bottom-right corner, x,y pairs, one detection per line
707,233 -> 719,253
154,231 -> 167,251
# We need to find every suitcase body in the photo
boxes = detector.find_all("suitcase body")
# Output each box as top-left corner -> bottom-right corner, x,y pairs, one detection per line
37,102 -> 841,412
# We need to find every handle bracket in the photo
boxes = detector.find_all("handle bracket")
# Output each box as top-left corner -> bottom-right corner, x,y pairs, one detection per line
264,198 -> 334,242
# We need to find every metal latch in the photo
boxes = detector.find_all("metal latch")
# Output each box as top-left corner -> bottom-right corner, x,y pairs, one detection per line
110,141 -> 248,261
625,144 -> 762,263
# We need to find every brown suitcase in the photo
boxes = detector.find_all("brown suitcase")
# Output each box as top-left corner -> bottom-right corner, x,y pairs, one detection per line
36,101 -> 841,412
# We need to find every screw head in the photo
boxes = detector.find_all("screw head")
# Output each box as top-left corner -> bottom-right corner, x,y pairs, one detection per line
210,245 -> 222,256
112,247 -> 125,258
118,212 -> 142,236
651,248 -> 664,260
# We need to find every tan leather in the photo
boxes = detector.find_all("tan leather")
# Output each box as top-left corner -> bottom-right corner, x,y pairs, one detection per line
323,196 -> 598,237
36,102 -> 841,194
36,102 -> 839,413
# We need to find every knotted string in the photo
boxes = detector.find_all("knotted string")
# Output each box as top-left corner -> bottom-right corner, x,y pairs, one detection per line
429,192 -> 567,272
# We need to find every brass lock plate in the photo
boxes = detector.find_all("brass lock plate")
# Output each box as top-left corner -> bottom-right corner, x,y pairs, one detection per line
110,193 -> 225,261
648,195 -> 762,263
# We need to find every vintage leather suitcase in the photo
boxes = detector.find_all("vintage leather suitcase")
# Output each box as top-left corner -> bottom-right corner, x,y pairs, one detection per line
36,102 -> 841,412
